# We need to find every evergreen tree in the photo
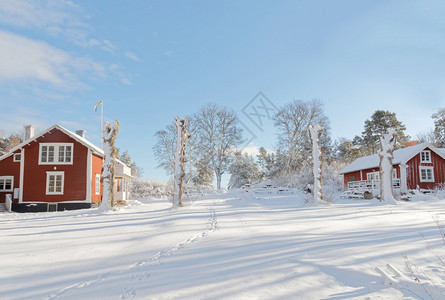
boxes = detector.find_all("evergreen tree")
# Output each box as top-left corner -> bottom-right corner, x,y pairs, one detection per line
228,152 -> 260,189
191,157 -> 213,186
432,108 -> 445,147
119,150 -> 143,178
334,136 -> 364,163
361,110 -> 409,154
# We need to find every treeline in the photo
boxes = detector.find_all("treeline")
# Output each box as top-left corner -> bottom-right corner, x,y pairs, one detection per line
153,101 -> 445,190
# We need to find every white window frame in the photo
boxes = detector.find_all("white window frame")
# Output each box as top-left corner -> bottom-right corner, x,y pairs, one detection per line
46,171 -> 65,195
95,174 -> 101,195
39,143 -> 74,165
0,176 -> 14,192
367,172 -> 380,181
13,153 -> 21,162
420,150 -> 432,163
419,166 -> 434,182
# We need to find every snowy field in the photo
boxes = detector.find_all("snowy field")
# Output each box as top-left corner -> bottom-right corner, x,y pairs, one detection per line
1,190 -> 445,299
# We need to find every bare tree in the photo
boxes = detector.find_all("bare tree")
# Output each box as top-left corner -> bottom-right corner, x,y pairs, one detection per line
273,99 -> 329,173
417,129 -> 439,147
153,124 -> 176,175
99,120 -> 120,212
195,103 -> 243,189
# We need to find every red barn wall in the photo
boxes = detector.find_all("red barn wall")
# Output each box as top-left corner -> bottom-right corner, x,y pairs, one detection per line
91,153 -> 103,203
406,148 -> 445,190
343,165 -> 401,188
22,128 -> 88,203
0,150 -> 21,203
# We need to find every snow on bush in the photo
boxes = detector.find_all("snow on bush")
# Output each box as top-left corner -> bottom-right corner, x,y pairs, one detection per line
130,178 -> 216,200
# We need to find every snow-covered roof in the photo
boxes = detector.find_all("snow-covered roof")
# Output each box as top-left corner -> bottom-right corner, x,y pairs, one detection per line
340,142 -> 445,174
0,124 -> 104,161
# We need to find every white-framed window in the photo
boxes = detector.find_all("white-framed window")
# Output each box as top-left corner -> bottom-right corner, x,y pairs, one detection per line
46,171 -> 64,195
95,174 -> 101,195
367,172 -> 380,181
0,176 -> 13,192
13,153 -> 21,162
419,166 -> 434,182
420,150 -> 432,163
39,143 -> 73,165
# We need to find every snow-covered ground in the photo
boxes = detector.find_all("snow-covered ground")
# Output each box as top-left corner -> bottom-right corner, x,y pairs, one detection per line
1,189 -> 445,299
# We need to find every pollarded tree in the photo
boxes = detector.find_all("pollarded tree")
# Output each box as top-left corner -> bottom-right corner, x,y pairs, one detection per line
153,116 -> 201,183
195,103 -> 244,189
273,99 -> 329,173
361,110 -> 409,155
432,108 -> 445,147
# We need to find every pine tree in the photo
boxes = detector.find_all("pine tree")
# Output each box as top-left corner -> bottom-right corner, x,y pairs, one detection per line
361,110 -> 409,154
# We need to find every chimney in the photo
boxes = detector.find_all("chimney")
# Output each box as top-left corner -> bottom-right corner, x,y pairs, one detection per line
76,130 -> 86,139
406,141 -> 418,147
24,125 -> 35,141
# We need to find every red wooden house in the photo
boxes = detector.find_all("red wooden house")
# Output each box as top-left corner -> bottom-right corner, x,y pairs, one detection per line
0,124 -> 132,212
340,142 -> 445,193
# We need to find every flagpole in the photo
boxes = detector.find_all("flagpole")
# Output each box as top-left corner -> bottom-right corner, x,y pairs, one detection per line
100,99 -> 104,149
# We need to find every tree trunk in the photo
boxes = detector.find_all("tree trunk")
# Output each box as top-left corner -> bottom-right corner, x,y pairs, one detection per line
99,120 -> 120,212
309,124 -> 323,204
215,170 -> 222,190
173,117 -> 190,207
378,128 -> 397,204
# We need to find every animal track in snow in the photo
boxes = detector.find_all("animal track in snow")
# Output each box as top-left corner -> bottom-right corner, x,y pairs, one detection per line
46,203 -> 219,299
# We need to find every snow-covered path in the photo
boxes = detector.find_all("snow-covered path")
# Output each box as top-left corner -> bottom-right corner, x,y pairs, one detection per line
1,191 -> 445,299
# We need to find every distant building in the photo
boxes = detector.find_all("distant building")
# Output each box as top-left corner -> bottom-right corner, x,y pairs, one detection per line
0,124 -> 133,212
340,142 -> 445,194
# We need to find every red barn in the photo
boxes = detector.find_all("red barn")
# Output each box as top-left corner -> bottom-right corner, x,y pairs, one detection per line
340,142 -> 445,194
0,125 -> 133,212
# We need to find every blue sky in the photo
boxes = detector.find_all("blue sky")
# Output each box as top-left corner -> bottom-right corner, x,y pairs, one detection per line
1,0 -> 444,183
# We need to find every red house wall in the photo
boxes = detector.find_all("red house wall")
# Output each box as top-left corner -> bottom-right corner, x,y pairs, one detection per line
91,153 -> 103,203
343,165 -> 400,187
406,148 -> 445,190
22,128 -> 88,203
0,150 -> 21,203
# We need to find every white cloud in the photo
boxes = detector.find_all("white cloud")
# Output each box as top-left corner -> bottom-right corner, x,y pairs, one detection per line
124,51 -> 141,62
0,0 -> 117,54
121,78 -> 132,85
0,30 -> 106,88
0,0 -> 82,30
